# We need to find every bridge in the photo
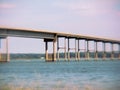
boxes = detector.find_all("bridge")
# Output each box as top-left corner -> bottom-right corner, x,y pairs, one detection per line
0,27 -> 120,62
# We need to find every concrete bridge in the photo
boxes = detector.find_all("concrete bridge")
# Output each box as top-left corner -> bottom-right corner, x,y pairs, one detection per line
0,27 -> 120,62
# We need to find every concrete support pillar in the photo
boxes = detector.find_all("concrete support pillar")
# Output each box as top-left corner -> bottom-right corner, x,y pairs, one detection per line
0,37 -> 10,62
53,40 -> 56,61
103,42 -> 106,60
86,40 -> 89,60
44,37 -> 56,62
67,38 -> 78,61
6,37 -> 9,62
75,39 -> 77,60
84,40 -> 87,59
57,37 -> 67,61
45,41 -> 48,60
57,38 -> 59,60
119,44 -> 120,59
64,38 -> 67,60
95,41 -> 98,60
111,43 -> 114,60
67,38 -> 70,61
77,39 -> 80,60
0,38 -> 1,61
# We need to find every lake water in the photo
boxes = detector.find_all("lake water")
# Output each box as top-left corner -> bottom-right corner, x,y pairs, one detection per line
0,59 -> 120,90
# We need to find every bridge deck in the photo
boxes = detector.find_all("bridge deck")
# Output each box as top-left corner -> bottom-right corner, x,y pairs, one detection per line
0,27 -> 120,44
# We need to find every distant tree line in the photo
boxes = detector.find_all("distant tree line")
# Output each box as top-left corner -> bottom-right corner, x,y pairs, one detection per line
10,53 -> 45,59
57,52 -> 119,58
10,52 -> 119,60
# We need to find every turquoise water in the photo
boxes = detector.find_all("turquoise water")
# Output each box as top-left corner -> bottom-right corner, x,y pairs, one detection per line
0,59 -> 120,90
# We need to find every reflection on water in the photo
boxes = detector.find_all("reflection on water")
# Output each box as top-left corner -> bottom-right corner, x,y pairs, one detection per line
0,59 -> 120,90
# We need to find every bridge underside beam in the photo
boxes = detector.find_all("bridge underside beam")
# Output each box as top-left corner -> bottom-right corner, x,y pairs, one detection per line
0,29 -> 55,39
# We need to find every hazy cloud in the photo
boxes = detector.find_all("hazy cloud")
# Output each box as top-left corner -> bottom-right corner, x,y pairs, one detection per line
0,3 -> 16,9
53,0 -> 120,16
0,0 -> 119,53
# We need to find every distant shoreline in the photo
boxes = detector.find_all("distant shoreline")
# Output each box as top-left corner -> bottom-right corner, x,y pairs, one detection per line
9,52 -> 119,60
9,53 -> 45,60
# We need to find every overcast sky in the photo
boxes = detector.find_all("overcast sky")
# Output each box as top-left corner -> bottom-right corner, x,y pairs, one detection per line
0,0 -> 120,53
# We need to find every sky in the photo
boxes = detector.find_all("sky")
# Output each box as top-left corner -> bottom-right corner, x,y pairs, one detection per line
0,0 -> 120,53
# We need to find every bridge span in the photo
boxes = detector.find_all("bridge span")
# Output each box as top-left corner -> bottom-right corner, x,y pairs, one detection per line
0,27 -> 120,62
